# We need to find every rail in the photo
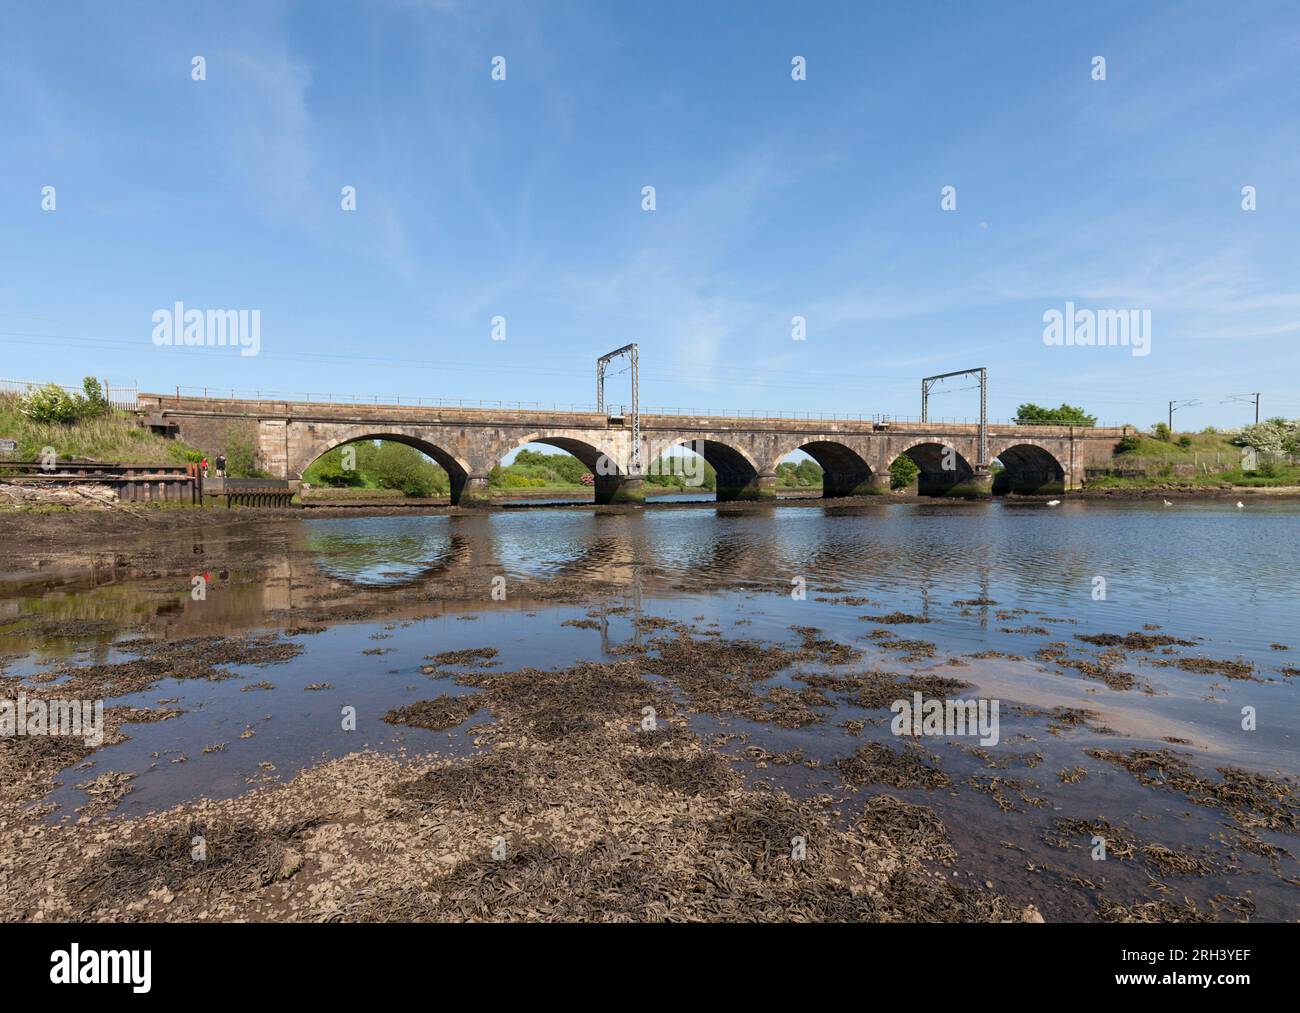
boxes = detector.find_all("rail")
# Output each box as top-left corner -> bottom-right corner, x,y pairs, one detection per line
0,459 -> 199,503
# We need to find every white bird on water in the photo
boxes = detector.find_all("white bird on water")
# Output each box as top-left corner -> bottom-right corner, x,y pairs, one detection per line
1237,501 -> 1245,509
1163,499 -> 1173,507
1046,499 -> 1061,507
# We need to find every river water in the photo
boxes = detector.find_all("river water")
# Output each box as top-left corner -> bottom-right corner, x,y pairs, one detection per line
2,498 -> 1297,919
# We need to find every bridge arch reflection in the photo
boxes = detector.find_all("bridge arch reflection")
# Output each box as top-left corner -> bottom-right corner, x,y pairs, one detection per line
303,517 -> 473,588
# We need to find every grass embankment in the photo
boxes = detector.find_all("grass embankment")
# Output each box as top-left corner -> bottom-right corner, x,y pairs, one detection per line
1113,431 -> 1242,460
0,393 -> 200,465
1087,466 -> 1300,490
1087,429 -> 1299,489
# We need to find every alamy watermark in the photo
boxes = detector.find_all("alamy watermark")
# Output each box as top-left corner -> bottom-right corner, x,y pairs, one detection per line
151,302 -> 261,357
595,438 -> 707,485
891,692 -> 1000,746
1,693 -> 104,747
1042,301 -> 1150,357
50,945 -> 151,993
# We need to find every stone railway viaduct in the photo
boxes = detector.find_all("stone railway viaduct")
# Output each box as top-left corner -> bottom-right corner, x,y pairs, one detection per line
138,394 -> 1128,505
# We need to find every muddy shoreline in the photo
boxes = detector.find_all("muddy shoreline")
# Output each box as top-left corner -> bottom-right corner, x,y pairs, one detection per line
3,606 -> 1294,922
0,629 -> 1048,922
1,500 -> 1296,922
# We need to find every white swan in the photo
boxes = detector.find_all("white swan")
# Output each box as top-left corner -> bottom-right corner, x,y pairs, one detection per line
1163,499 -> 1173,507
1046,500 -> 1061,507
1236,501 -> 1245,509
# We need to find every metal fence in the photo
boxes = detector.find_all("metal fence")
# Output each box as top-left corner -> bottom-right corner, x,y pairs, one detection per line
0,377 -> 139,410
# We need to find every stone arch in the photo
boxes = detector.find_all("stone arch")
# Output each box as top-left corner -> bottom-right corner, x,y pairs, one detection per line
500,431 -> 640,504
296,428 -> 473,502
504,431 -> 627,476
774,439 -> 878,498
657,436 -> 763,501
889,442 -> 978,497
990,442 -> 1066,495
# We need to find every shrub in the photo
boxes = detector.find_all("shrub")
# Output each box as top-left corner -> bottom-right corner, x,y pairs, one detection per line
775,461 -> 806,487
370,442 -> 442,496
511,448 -> 590,484
499,472 -> 547,489
169,445 -> 204,464
17,383 -> 81,424
16,377 -> 112,424
645,454 -> 716,490
795,459 -> 822,486
890,455 -> 920,489
1235,418 -> 1298,456
225,433 -> 267,478
304,445 -> 363,486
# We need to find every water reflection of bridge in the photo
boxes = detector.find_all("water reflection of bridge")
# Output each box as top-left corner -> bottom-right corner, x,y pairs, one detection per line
3,509 -> 1013,650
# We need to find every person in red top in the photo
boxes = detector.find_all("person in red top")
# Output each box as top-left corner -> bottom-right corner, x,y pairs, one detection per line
201,457 -> 209,478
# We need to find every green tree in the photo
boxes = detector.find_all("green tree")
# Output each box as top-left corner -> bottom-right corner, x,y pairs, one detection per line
370,442 -> 445,496
1014,403 -> 1097,427
774,459 -> 823,488
505,448 -> 591,485
890,454 -> 920,489
225,432 -> 268,478
304,446 -> 358,486
645,451 -> 716,490
795,459 -> 823,486
79,377 -> 110,418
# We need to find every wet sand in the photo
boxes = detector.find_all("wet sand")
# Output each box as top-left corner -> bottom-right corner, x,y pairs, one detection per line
0,647 -> 1042,923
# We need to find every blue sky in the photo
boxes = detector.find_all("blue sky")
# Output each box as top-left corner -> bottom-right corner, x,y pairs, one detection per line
1,0 -> 1298,430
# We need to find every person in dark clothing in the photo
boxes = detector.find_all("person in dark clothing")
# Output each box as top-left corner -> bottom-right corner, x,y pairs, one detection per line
216,454 -> 227,478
